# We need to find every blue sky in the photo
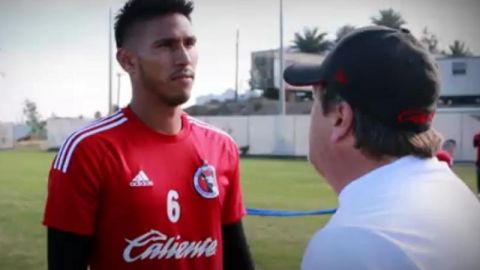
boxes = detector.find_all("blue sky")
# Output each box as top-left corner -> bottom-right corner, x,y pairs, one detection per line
0,0 -> 479,122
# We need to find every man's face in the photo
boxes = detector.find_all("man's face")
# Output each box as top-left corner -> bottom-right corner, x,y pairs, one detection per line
309,85 -> 333,176
130,13 -> 198,107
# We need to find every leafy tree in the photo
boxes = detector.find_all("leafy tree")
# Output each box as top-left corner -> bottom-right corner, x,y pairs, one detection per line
449,40 -> 472,57
94,111 -> 102,119
23,99 -> 46,139
249,56 -> 274,91
336,25 -> 356,42
371,8 -> 406,29
420,27 -> 440,54
291,27 -> 332,54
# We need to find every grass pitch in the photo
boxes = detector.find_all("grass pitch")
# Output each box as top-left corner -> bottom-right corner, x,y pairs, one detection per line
0,150 -> 476,270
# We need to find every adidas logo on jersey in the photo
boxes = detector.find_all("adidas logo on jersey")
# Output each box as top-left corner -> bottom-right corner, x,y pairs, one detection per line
130,170 -> 154,187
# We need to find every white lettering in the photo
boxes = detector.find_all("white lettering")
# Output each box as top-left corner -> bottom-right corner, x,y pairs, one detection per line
123,230 -> 218,263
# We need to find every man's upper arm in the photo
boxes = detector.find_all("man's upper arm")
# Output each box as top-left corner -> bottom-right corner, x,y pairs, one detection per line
43,139 -> 103,235
48,228 -> 93,270
222,221 -> 255,270
301,227 -> 420,270
221,141 -> 246,225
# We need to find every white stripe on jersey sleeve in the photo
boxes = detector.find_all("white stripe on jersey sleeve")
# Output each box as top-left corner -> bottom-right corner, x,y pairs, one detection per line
53,111 -> 123,170
187,116 -> 236,144
60,116 -> 128,173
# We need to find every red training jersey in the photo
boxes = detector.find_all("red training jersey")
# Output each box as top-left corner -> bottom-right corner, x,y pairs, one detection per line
43,107 -> 246,270
474,132 -> 480,166
436,150 -> 453,167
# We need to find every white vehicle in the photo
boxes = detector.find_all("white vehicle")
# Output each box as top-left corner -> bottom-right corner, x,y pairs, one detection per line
436,56 -> 480,105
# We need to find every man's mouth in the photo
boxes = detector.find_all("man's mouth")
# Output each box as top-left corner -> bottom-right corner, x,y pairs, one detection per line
171,70 -> 195,81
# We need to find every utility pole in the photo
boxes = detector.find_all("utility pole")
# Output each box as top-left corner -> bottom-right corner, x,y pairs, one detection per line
108,8 -> 113,114
278,0 -> 286,115
235,29 -> 239,102
0,49 -> 4,78
116,72 -> 122,108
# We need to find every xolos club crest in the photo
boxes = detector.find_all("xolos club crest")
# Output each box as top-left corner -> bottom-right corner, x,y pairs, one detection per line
193,162 -> 219,199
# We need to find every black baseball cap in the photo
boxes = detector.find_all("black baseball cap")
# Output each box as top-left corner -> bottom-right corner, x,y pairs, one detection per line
283,26 -> 440,133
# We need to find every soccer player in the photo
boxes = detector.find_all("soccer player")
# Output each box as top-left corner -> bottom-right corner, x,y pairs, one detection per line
436,139 -> 456,167
43,0 -> 254,269
474,131 -> 480,194
284,26 -> 480,270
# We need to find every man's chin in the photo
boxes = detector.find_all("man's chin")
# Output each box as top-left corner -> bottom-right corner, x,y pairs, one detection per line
163,92 -> 191,107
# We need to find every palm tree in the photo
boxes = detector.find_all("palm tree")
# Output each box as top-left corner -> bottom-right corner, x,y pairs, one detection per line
420,27 -> 440,54
371,8 -> 406,29
449,40 -> 472,57
291,27 -> 332,54
336,25 -> 356,42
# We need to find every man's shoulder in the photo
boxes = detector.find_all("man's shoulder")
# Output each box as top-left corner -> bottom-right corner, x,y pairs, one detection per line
302,226 -> 419,270
306,226 -> 404,253
52,113 -> 128,173
64,112 -> 128,144
186,115 -> 237,146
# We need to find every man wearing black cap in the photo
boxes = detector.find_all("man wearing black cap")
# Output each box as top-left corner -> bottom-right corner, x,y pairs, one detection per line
284,26 -> 480,270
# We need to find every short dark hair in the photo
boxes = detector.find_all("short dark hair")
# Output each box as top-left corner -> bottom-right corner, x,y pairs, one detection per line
114,0 -> 194,48
442,139 -> 456,151
320,89 -> 442,159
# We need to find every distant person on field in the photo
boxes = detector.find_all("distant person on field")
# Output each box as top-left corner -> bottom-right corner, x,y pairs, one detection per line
284,25 -> 480,270
436,138 -> 456,167
474,131 -> 480,194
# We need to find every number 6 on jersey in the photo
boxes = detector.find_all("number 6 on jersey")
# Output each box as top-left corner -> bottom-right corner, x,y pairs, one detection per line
167,190 -> 180,223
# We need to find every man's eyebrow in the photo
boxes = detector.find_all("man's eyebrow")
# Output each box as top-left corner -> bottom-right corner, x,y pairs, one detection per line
185,35 -> 197,41
153,35 -> 197,45
153,38 -> 178,45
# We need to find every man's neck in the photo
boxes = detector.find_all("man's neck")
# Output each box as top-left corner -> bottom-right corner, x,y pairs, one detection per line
129,98 -> 183,135
327,151 -> 396,194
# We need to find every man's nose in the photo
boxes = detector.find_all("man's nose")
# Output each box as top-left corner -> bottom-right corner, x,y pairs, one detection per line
174,45 -> 192,66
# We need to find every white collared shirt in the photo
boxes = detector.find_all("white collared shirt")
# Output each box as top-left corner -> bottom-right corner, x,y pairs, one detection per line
302,156 -> 480,270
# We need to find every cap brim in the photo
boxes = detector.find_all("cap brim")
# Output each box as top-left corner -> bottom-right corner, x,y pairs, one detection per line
283,64 -> 325,86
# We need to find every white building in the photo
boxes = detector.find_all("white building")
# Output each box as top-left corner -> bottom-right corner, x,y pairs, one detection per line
0,122 -> 15,149
250,49 -> 325,101
436,56 -> 480,104
46,117 -> 91,150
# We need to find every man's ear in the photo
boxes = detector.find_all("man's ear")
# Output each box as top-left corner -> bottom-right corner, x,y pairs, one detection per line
116,48 -> 136,74
330,101 -> 354,143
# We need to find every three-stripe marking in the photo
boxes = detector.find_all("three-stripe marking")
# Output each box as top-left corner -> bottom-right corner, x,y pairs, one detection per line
54,111 -> 127,173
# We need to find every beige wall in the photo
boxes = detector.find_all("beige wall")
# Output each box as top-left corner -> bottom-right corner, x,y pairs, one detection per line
200,109 -> 480,162
0,123 -> 14,150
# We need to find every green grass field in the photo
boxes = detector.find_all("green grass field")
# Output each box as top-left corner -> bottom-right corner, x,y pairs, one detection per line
0,149 -> 477,270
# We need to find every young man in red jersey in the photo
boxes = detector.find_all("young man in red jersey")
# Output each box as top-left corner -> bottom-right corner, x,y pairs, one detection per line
43,0 -> 254,269
436,139 -> 456,167
474,131 -> 480,195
